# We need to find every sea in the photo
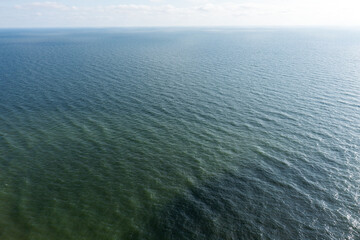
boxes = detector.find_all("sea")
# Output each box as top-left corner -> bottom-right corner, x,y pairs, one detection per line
0,28 -> 359,240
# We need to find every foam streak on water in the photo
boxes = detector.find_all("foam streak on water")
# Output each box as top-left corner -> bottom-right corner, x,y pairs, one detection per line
0,28 -> 360,240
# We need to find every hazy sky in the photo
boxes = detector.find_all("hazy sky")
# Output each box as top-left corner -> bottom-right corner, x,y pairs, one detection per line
1,0 -> 360,28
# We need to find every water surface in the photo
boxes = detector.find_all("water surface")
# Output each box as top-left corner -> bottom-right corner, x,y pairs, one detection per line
0,28 -> 359,239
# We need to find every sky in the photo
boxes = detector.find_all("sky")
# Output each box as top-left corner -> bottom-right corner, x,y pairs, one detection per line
1,0 -> 360,28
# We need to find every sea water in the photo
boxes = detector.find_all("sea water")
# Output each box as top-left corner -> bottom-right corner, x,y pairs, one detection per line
0,28 -> 359,239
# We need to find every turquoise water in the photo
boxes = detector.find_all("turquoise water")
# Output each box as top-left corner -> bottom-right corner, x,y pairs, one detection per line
0,28 -> 359,239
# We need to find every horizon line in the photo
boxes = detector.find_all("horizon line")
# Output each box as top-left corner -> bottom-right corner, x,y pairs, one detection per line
1,25 -> 360,30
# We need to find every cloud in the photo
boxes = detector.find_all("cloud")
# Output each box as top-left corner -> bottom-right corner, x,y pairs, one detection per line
10,1 -> 296,27
15,1 -> 76,11
13,1 -> 281,15
11,0 -> 360,27
94,4 -> 183,15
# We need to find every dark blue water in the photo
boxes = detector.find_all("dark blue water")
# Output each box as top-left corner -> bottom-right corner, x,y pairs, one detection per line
0,28 -> 359,240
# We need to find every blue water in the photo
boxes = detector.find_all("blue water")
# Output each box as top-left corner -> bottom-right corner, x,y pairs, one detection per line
0,28 -> 359,239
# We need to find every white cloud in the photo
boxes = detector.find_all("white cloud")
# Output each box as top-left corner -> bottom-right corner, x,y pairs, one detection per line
11,0 -> 360,27
15,1 -> 71,10
13,1 -> 286,15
